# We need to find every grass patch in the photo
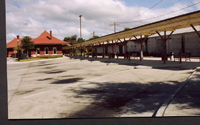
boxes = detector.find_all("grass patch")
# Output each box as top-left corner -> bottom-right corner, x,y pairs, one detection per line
16,55 -> 63,62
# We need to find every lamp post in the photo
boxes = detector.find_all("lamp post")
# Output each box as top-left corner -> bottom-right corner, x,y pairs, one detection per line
79,15 -> 82,56
79,15 -> 82,38
17,35 -> 20,61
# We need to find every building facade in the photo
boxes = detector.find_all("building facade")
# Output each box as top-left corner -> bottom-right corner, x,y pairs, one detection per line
7,30 -> 70,57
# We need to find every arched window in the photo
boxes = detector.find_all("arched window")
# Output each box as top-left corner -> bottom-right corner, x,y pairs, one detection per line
45,47 -> 49,55
53,47 -> 57,54
36,48 -> 40,55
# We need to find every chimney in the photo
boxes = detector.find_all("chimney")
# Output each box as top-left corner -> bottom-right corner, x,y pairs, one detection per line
17,35 -> 20,39
50,30 -> 52,40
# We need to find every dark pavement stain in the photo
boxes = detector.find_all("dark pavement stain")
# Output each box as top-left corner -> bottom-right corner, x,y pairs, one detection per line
37,70 -> 65,74
15,90 -> 35,95
61,75 -> 75,77
43,66 -> 56,69
45,70 -> 65,74
15,87 -> 42,95
38,78 -> 53,81
51,78 -> 83,84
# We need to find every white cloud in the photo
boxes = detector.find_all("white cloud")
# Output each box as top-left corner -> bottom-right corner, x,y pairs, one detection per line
6,0 -> 198,43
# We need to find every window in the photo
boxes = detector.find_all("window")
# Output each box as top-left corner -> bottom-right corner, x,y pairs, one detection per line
36,48 -> 40,55
53,47 -> 57,55
45,47 -> 49,55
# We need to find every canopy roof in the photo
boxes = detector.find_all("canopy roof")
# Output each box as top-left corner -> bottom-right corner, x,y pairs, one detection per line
66,10 -> 200,49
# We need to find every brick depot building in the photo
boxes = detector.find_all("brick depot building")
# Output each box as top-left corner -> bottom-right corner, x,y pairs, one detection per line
7,30 -> 70,57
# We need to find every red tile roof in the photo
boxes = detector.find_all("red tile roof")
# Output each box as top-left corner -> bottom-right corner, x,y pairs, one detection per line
7,30 -> 70,48
6,38 -> 22,48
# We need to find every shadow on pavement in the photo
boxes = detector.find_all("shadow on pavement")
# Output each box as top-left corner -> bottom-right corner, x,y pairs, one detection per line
170,73 -> 200,114
60,81 -> 191,118
69,56 -> 200,71
51,78 -> 83,84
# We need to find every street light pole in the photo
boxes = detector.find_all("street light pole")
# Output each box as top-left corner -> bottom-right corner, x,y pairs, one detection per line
79,15 -> 82,38
79,15 -> 82,56
17,35 -> 20,61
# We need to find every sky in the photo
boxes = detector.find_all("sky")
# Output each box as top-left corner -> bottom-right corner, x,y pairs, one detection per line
6,0 -> 200,43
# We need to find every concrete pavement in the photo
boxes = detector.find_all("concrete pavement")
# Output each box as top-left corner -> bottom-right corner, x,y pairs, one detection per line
7,56 -> 200,118
164,67 -> 200,116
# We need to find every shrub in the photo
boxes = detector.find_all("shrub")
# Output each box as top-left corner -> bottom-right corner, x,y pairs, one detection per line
36,55 -> 63,59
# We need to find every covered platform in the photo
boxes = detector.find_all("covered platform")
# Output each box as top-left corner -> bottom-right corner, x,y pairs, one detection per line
64,10 -> 200,64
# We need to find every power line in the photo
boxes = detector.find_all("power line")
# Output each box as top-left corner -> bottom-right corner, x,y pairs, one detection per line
117,0 -> 164,24
109,0 -> 164,31
142,0 -> 164,14
117,1 -> 200,24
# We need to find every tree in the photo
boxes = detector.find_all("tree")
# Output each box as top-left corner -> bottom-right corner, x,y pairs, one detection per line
124,27 -> 131,31
77,38 -> 85,43
63,35 -> 85,45
21,36 -> 34,58
88,35 -> 100,40
13,45 -> 24,52
63,35 -> 77,45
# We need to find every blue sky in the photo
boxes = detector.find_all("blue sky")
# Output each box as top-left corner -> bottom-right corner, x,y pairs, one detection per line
6,0 -> 200,43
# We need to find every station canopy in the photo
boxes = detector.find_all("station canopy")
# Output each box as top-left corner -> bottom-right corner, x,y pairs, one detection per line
64,10 -> 200,49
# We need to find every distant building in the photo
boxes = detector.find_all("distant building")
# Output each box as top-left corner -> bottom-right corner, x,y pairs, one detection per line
7,30 -> 70,57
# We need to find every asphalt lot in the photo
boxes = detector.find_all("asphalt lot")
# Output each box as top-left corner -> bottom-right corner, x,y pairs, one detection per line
7,57 -> 200,118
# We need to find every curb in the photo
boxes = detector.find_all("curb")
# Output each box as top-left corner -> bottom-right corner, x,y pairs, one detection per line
154,67 -> 199,117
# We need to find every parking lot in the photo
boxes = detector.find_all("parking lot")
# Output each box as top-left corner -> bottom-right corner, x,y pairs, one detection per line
7,57 -> 200,118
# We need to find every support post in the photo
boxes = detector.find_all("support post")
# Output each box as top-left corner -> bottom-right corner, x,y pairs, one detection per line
92,44 -> 94,58
129,36 -> 132,41
118,38 -> 123,43
191,24 -> 200,38
140,35 -> 143,61
103,43 -> 105,58
124,41 -> 128,59
112,40 -> 114,54
86,46 -> 89,58
133,35 -> 148,61
73,48 -> 75,57
179,49 -> 182,64
181,34 -> 185,53
80,46 -> 82,56
164,31 -> 167,64
95,45 -> 97,59
115,41 -> 117,58
156,31 -> 174,64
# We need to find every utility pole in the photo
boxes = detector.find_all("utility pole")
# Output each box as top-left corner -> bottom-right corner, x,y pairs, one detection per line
110,22 -> 120,33
79,15 -> 82,38
91,31 -> 95,37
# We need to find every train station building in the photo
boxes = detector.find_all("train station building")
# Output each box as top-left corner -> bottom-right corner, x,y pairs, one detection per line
7,30 -> 70,57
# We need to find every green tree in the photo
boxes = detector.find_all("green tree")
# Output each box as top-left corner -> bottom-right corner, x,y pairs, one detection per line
124,27 -> 131,31
21,36 -> 34,58
77,38 -> 85,43
88,35 -> 100,40
63,35 -> 77,45
13,45 -> 24,52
